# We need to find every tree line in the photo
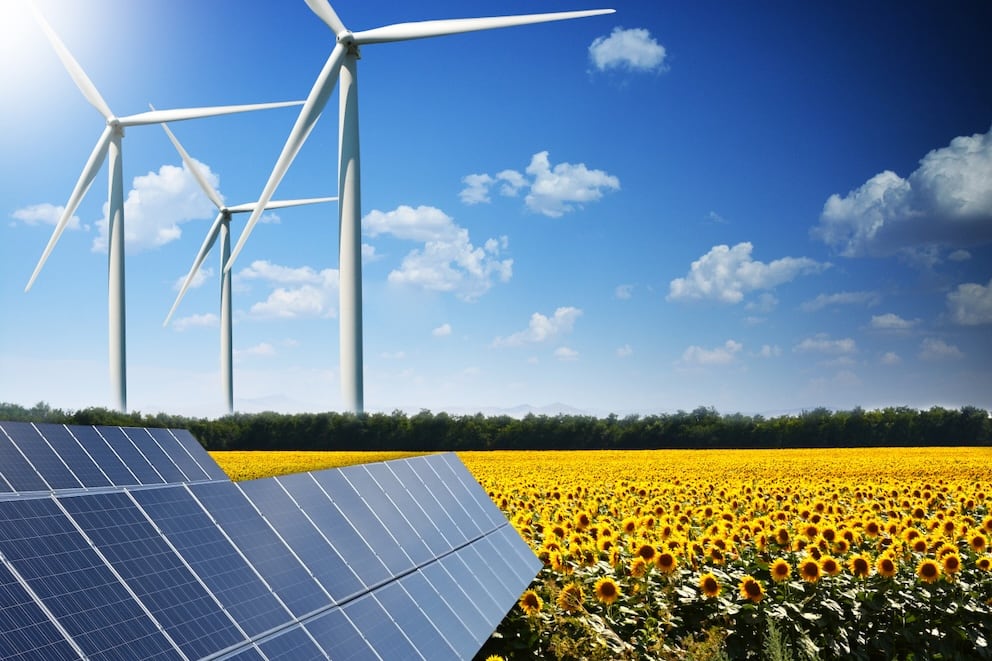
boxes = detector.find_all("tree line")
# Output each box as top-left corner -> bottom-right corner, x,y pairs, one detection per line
2,401 -> 989,451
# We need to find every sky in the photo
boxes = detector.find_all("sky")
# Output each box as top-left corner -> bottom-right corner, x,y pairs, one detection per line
1,0 -> 990,418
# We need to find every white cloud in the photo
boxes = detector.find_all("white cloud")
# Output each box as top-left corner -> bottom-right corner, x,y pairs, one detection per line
946,278 -> 992,325
432,323 -> 452,337
667,242 -> 827,303
361,243 -> 380,262
706,211 -> 728,224
870,313 -> 920,330
364,205 -> 512,301
756,344 -> 781,358
459,174 -> 494,205
494,307 -> 582,347
948,249 -> 971,262
794,334 -> 857,354
173,266 -> 214,292
12,203 -> 85,230
813,126 -> 992,256
236,260 -> 340,319
615,284 -> 633,300
234,342 -> 276,360
919,338 -> 963,361
880,351 -> 902,365
93,160 -> 219,254
616,344 -> 633,357
745,293 -> 778,313
800,290 -> 881,312
554,346 -> 579,361
589,27 -> 668,73
681,339 -> 743,366
172,313 -> 218,332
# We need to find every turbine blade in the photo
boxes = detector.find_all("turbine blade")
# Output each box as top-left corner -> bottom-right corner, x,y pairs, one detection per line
29,2 -> 113,120
155,107 -> 225,210
304,0 -> 347,34
164,212 -> 224,326
25,126 -> 113,292
226,196 -> 337,214
120,100 -> 303,127
352,9 -> 615,45
226,43 -> 347,272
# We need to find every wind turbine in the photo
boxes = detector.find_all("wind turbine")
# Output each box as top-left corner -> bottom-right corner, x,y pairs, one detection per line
23,3 -> 302,413
225,0 -> 615,414
158,118 -> 336,414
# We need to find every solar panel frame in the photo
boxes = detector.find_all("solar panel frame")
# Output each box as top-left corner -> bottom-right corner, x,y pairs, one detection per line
0,560 -> 81,661
303,607 -> 382,661
255,624 -> 327,660
143,428 -> 213,483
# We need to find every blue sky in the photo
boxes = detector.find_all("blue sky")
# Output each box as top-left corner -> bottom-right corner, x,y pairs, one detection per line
1,0 -> 990,418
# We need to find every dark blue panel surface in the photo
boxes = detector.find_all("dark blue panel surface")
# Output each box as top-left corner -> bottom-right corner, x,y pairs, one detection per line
243,477 -> 364,602
257,625 -> 326,660
368,461 -> 452,556
2,422 -> 80,490
61,491 -> 246,660
131,485 -> 291,637
218,647 -> 265,661
313,470 -> 415,577
0,560 -> 79,661
387,459 -> 466,549
145,428 -> 211,482
373,581 -> 457,659
340,464 -> 434,566
170,429 -> 229,481
277,472 -> 392,589
437,453 -> 505,531
304,608 -> 380,661
406,456 -> 481,541
0,427 -> 47,492
437,552 -> 504,625
493,524 -> 543,585
66,426 -> 136,486
459,543 -> 516,606
0,498 -> 180,661
418,563 -> 491,648
120,428 -> 186,483
343,593 -> 422,661
31,424 -> 111,488
190,481 -> 329,618
398,570 -> 477,660
95,426 -> 163,485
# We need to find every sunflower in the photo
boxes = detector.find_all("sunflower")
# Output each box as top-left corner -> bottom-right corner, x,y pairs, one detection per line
518,589 -> 543,615
942,552 -> 961,576
911,538 -> 929,554
621,517 -> 638,535
917,558 -> 940,584
656,551 -> 678,574
557,583 -> 585,613
876,554 -> 898,579
799,556 -> 821,583
739,575 -> 765,603
485,656 -> 505,661
820,555 -> 841,577
708,546 -> 726,565
770,558 -> 791,582
969,534 -> 987,553
594,577 -> 620,605
936,542 -> 958,558
849,553 -> 872,578
699,572 -> 721,598
863,520 -> 881,537
977,556 -> 992,572
635,542 -> 657,562
574,511 -> 591,530
630,556 -> 648,578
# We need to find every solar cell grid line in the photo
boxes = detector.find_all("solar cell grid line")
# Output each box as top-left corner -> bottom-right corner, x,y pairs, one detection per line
144,428 -> 212,483
169,429 -> 230,482
1,422 -> 81,491
0,426 -> 48,492
59,490 -> 248,660
0,558 -> 83,660
469,532 -> 533,599
371,580 -> 458,660
338,464 -> 435,567
403,455 -> 482,541
30,423 -> 112,489
120,427 -> 188,483
417,562 -> 493,649
66,425 -> 139,487
255,623 -> 328,661
385,459 -> 467,549
341,592 -> 424,661
0,497 -> 183,661
436,552 -> 505,625
242,476 -> 365,603
276,472 -> 393,590
395,570 -> 477,660
492,523 -> 543,585
435,453 -> 507,531
457,542 -> 517,606
311,469 -> 417,578
95,426 -> 165,485
129,485 -> 293,638
302,606 -> 382,661
188,481 -> 331,619
215,645 -> 266,661
362,462 -> 452,557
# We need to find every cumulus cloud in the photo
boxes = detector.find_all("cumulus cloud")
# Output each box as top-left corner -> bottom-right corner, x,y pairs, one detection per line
919,338 -> 963,361
173,266 -> 214,292
794,334 -> 857,354
494,307 -> 582,347
554,346 -> 579,361
800,290 -> 881,312
589,27 -> 668,72
870,313 -> 920,330
172,313 -> 218,332
235,260 -> 339,319
11,203 -> 85,231
756,344 -> 781,358
93,160 -> 219,254
432,323 -> 452,337
364,205 -> 512,301
812,126 -> 992,257
459,151 -> 619,218
667,242 -> 827,303
681,340 -> 743,366
946,278 -> 992,325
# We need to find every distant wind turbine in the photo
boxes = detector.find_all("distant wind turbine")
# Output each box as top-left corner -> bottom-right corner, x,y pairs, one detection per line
225,0 -> 615,414
23,3 -> 303,413
158,118 -> 336,414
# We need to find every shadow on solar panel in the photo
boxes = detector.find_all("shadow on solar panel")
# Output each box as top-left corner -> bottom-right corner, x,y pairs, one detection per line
0,422 -> 540,660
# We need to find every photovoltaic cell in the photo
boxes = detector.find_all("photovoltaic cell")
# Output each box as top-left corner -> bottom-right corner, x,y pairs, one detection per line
343,593 -> 422,661
256,625 -> 327,660
386,459 -> 466,549
0,561 -> 78,661
372,581 -> 457,659
1,423 -> 80,491
363,462 -> 452,557
30,424 -> 111,489
397,570 -> 477,660
169,429 -> 229,481
405,456 -> 481,541
0,429 -> 48,492
418,561 -> 492,648
119,428 -> 187,483
96,427 -> 163,485
144,428 -> 212,482
65,426 -> 136,487
303,608 -> 380,661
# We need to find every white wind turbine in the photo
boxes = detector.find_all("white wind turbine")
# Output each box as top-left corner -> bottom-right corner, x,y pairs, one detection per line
225,0 -> 615,414
158,119 -> 337,414
22,3 -> 302,413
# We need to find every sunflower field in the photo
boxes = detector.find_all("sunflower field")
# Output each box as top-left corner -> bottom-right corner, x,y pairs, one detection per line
214,447 -> 992,660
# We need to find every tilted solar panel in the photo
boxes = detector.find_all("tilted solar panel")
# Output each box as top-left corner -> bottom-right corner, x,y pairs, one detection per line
0,422 -> 540,660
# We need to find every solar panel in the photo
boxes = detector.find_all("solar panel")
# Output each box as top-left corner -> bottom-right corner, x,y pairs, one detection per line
0,421 -> 541,660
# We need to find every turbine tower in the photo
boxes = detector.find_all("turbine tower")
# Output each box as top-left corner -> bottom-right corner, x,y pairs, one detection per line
158,119 -> 336,414
225,0 -> 615,414
23,3 -> 302,413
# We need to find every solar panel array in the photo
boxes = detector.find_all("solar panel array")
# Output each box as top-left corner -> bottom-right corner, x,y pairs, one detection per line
0,422 -> 541,660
